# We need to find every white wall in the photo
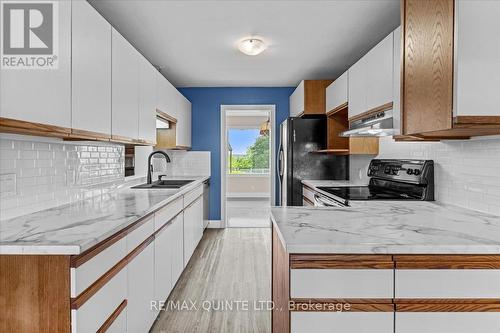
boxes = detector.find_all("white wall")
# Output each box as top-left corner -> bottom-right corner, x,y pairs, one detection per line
227,175 -> 270,197
350,136 -> 500,215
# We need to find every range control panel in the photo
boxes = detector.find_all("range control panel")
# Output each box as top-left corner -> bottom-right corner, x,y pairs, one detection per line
367,159 -> 434,183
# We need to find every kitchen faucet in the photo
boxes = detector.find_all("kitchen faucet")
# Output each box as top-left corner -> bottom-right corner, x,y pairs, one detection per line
147,151 -> 171,184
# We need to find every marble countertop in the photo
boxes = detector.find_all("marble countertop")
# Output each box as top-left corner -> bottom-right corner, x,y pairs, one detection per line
271,202 -> 500,254
0,176 -> 209,255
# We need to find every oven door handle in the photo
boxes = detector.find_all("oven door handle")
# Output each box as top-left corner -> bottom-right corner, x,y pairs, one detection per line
313,194 -> 345,207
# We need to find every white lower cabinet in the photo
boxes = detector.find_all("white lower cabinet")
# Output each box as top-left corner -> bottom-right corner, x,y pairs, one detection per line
291,269 -> 394,299
127,241 -> 156,333
395,269 -> 500,298
71,270 -> 126,333
395,313 -> 500,333
154,220 -> 173,305
183,196 -> 204,266
171,214 -> 185,282
291,312 -> 394,333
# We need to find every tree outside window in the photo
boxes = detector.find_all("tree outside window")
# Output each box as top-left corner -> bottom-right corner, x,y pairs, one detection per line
228,128 -> 269,174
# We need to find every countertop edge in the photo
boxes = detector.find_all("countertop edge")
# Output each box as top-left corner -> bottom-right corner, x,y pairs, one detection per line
0,176 -> 209,255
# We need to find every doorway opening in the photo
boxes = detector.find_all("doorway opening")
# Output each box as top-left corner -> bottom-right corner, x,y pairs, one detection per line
220,105 -> 275,228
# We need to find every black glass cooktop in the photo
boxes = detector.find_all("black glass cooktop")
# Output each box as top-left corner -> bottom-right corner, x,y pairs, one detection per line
317,186 -> 421,201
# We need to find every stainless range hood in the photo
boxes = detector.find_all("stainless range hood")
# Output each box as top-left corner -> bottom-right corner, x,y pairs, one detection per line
340,109 -> 399,137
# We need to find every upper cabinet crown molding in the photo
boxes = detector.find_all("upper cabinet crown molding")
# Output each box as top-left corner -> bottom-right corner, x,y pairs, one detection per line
290,80 -> 333,117
401,0 -> 500,139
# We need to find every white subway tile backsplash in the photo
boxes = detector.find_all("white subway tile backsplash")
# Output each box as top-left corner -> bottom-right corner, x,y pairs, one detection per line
350,136 -> 500,215
0,134 -> 125,219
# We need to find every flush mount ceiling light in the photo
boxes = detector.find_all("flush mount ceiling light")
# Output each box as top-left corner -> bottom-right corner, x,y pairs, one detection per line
238,38 -> 267,56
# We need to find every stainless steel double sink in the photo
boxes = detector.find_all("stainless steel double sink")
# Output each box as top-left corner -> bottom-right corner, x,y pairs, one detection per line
131,179 -> 194,189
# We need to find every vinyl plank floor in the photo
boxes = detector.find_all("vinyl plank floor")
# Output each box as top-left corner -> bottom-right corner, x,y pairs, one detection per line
151,228 -> 271,333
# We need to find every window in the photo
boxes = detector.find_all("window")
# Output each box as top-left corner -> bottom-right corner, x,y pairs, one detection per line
227,128 -> 269,175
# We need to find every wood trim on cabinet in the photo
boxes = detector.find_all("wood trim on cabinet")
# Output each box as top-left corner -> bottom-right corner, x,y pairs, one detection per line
394,255 -> 500,269
401,0 -> 455,135
347,102 -> 393,123
96,299 -> 127,333
272,225 -> 290,333
302,196 -> 314,206
302,80 -> 334,116
326,102 -> 348,116
0,255 -> 71,333
70,212 -> 154,268
395,299 -> 500,304
396,303 -> 500,312
70,128 -> 111,141
0,117 -> 72,137
290,301 -> 394,312
454,116 -> 500,125
156,109 -> 177,123
153,211 -> 182,237
290,254 -> 394,269
110,134 -> 137,144
71,235 -> 154,310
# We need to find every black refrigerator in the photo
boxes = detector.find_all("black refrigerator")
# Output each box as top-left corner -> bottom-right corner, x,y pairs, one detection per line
278,117 -> 348,206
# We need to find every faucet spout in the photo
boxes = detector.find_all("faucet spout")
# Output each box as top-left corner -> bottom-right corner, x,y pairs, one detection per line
147,151 -> 171,184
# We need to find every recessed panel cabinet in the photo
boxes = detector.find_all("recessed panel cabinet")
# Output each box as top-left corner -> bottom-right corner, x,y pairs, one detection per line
111,29 -> 139,141
0,0 -> 72,130
71,0 -> 112,138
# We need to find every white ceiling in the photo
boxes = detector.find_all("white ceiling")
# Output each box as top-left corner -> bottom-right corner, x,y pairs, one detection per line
89,0 -> 400,87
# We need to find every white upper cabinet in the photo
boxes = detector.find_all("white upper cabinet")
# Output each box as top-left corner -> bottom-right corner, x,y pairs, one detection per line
0,0 -> 71,128
112,28 -> 139,140
455,0 -> 500,117
156,72 -> 178,117
71,0 -> 111,136
326,71 -> 348,113
349,32 -> 394,119
290,81 -> 305,117
176,94 -> 192,148
138,57 -> 157,144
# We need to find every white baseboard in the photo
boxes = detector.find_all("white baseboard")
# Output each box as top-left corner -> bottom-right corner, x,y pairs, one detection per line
206,220 -> 223,228
226,193 -> 270,198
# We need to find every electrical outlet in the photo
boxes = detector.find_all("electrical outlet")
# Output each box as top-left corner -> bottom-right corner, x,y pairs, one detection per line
0,173 -> 17,196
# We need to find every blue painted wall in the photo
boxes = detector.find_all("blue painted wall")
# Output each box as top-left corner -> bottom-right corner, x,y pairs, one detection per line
179,87 -> 294,220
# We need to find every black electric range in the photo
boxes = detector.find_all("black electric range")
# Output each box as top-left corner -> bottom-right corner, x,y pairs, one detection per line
315,159 -> 434,206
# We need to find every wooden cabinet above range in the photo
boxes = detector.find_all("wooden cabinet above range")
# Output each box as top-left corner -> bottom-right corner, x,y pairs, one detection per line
401,0 -> 500,139
290,80 -> 333,117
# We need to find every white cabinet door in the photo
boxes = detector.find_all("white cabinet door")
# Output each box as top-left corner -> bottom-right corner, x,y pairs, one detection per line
71,0 -> 111,136
112,28 -> 139,140
326,71 -> 348,113
183,202 -> 195,266
176,93 -> 192,148
127,241 -> 156,333
192,197 -> 204,246
348,56 -> 368,118
171,214 -> 185,282
365,33 -> 393,111
348,31 -> 394,119
156,72 -> 178,117
154,221 -> 173,305
396,313 -> 500,333
290,81 -> 305,117
455,0 -> 500,117
139,57 -> 157,144
291,312 -> 393,333
0,0 -> 71,128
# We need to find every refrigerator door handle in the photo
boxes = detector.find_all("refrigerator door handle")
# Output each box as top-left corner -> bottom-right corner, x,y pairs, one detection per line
278,150 -> 284,177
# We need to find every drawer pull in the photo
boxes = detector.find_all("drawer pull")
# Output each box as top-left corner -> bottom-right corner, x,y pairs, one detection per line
96,299 -> 127,333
